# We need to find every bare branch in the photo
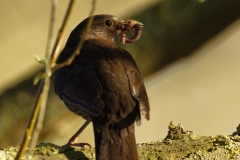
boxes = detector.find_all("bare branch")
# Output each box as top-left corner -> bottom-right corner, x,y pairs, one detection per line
15,1 -> 76,159
15,0 -> 97,159
50,0 -> 76,65
30,0 -> 58,148
45,0 -> 57,59
52,0 -> 97,73
14,80 -> 44,160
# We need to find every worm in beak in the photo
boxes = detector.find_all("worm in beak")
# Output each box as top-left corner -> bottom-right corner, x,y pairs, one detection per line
119,20 -> 144,44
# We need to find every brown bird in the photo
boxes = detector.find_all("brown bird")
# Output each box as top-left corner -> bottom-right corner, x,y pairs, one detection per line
54,14 -> 150,160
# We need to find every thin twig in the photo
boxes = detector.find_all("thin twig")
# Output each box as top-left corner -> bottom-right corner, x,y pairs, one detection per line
45,0 -> 57,59
52,0 -> 97,73
15,0 -> 97,159
51,0 -> 76,65
15,1 -> 76,159
14,80 -> 44,160
30,0 -> 58,148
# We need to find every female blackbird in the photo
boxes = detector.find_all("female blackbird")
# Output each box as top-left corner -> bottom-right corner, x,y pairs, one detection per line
54,14 -> 150,160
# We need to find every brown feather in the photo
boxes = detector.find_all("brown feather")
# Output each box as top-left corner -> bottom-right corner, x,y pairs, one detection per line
54,15 -> 150,160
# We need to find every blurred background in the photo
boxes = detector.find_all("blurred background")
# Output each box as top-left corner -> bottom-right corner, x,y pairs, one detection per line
1,0 -> 240,147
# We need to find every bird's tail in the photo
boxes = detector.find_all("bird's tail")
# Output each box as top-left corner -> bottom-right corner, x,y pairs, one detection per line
93,123 -> 139,160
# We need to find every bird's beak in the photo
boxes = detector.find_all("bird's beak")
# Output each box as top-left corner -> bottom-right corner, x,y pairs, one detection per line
117,20 -> 144,44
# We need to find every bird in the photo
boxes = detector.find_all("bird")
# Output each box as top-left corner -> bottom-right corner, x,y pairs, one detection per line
54,14 -> 150,160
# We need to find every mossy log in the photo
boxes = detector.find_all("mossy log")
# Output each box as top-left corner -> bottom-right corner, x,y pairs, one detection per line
1,122 -> 240,160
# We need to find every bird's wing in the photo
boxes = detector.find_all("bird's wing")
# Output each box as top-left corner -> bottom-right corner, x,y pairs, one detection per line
121,52 -> 150,121
54,47 -> 104,117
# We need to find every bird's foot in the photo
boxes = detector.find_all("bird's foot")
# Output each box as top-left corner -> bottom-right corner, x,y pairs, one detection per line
67,142 -> 91,148
66,138 -> 91,148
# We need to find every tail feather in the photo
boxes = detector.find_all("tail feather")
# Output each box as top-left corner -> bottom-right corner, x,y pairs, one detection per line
119,132 -> 138,160
93,124 -> 139,160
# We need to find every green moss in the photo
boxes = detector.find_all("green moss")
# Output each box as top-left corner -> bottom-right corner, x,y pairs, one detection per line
2,122 -> 240,160
34,143 -> 95,160
137,122 -> 240,160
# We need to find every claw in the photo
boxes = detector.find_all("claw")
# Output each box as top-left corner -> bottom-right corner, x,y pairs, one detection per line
67,142 -> 91,148
66,137 -> 91,148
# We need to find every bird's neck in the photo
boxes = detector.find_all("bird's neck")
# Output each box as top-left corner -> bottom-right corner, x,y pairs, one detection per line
83,32 -> 116,44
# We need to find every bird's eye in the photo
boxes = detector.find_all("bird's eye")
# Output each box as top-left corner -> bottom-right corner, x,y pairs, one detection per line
105,20 -> 113,27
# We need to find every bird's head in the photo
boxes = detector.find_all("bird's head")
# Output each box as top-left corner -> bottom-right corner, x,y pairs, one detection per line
65,14 -> 144,47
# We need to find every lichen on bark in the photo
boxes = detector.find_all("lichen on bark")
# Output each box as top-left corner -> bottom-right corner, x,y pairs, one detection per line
1,122 -> 240,160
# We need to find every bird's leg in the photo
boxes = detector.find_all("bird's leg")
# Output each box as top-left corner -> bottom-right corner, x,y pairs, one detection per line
66,119 -> 91,147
